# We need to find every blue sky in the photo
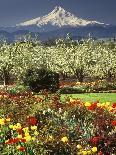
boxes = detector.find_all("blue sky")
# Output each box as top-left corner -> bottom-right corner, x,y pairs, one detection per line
0,0 -> 116,26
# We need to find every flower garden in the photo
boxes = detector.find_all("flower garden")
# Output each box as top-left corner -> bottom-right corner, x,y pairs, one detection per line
0,89 -> 116,155
0,37 -> 116,154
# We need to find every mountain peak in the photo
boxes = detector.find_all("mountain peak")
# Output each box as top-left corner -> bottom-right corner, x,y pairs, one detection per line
53,6 -> 64,11
50,6 -> 74,18
17,6 -> 105,30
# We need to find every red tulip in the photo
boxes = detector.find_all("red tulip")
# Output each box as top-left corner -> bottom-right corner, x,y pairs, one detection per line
111,120 -> 116,126
19,146 -> 26,152
27,116 -> 37,125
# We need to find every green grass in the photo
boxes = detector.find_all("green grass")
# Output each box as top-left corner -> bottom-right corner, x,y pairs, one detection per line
61,93 -> 116,103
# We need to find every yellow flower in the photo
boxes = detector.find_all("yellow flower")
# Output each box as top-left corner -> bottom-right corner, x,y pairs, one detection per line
70,98 -> 75,102
101,103 -> 105,107
17,145 -> 21,149
6,118 -> 11,122
34,131 -> 39,136
23,127 -> 29,133
24,135 -> 31,142
49,135 -> 53,139
92,147 -> 97,153
17,134 -> 22,139
82,150 -> 88,155
0,118 -> 5,125
87,150 -> 92,154
13,125 -> 18,130
4,95 -> 8,98
25,132 -> 30,136
108,107 -> 113,112
76,82 -> 81,85
77,144 -> 82,149
16,123 -> 21,128
97,103 -> 101,107
48,135 -> 54,141
31,125 -> 37,130
31,137 -> 36,141
9,124 -> 13,129
84,102 -> 91,107
61,136 -> 68,143
105,102 -> 110,107
5,140 -> 9,143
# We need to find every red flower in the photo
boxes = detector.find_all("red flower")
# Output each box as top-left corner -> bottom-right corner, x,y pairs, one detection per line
5,138 -> 14,144
6,138 -> 19,144
90,136 -> 100,144
13,138 -> 19,143
112,103 -> 116,108
20,138 -> 26,143
19,146 -> 26,152
27,116 -> 37,125
88,103 -> 97,110
111,120 -> 116,126
98,151 -> 103,155
17,128 -> 23,135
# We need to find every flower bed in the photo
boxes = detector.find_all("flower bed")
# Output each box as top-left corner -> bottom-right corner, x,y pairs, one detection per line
59,80 -> 116,93
0,92 -> 116,154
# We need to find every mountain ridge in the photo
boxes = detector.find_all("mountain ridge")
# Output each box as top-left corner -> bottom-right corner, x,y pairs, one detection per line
16,6 -> 106,31
0,6 -> 116,41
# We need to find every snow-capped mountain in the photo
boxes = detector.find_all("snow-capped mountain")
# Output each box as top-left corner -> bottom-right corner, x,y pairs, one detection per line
16,6 -> 105,32
0,6 -> 116,42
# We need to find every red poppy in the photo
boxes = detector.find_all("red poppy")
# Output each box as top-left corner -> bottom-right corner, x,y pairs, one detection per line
27,116 -> 37,125
111,120 -> 116,126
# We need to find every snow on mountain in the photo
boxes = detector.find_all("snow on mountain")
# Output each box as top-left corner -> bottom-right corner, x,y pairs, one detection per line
17,6 -> 104,29
1,6 -> 113,42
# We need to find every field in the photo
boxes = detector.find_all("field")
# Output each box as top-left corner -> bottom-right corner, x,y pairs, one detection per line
61,93 -> 116,103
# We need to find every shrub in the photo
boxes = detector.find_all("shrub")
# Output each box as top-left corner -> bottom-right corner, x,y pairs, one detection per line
59,85 -> 89,94
6,84 -> 30,95
91,80 -> 116,92
23,68 -> 59,93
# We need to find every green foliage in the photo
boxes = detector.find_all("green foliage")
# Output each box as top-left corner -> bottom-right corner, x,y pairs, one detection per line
59,85 -> 88,94
6,85 -> 30,95
23,68 -> 59,93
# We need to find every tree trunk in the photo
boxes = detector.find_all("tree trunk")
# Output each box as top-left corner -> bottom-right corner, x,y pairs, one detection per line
3,68 -> 10,86
107,69 -> 112,82
61,72 -> 67,80
75,68 -> 84,82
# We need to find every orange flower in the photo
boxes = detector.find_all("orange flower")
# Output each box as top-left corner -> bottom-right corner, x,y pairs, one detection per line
27,116 -> 37,125
17,128 -> 23,135
112,103 -> 116,108
90,136 -> 101,144
20,138 -> 26,143
111,120 -> 116,126
88,102 -> 97,111
5,138 -> 19,144
19,146 -> 26,152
